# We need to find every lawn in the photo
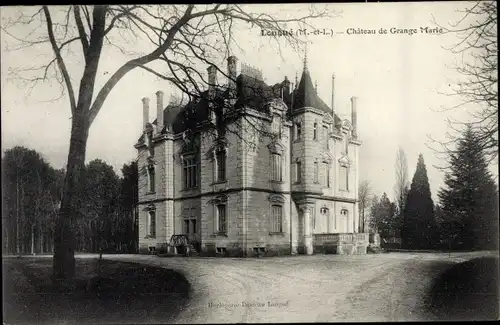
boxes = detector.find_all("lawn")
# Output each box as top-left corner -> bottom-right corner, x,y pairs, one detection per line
426,256 -> 499,321
3,257 -> 191,325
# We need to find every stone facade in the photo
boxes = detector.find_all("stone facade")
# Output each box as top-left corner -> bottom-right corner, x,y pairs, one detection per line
135,56 -> 364,256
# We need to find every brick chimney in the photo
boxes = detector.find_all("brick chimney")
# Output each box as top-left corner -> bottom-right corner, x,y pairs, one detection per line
142,97 -> 150,131
227,56 -> 238,95
351,96 -> 358,138
207,65 -> 217,98
155,90 -> 164,134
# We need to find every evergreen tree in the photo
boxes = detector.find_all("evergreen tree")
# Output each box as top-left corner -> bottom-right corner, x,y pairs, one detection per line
438,126 -> 499,250
369,193 -> 397,239
120,161 -> 139,253
402,154 -> 436,249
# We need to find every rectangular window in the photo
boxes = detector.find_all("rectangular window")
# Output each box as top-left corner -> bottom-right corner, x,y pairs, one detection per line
271,205 -> 283,233
295,161 -> 302,183
183,219 -> 189,234
339,166 -> 348,191
323,163 -> 330,187
313,123 -> 318,140
271,154 -> 282,182
148,165 -> 155,193
323,126 -> 329,149
296,122 -> 302,140
217,204 -> 227,233
148,210 -> 156,237
216,150 -> 226,182
183,157 -> 198,189
191,219 -> 197,234
314,161 -> 319,183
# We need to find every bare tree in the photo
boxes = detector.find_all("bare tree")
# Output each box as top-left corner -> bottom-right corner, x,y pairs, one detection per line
358,180 -> 372,233
2,5 -> 333,279
394,147 -> 409,219
429,1 -> 497,163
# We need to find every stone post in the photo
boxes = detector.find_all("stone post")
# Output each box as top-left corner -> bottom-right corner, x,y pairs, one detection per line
303,205 -> 313,255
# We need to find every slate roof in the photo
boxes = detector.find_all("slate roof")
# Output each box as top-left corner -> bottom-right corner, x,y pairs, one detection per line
290,68 -> 342,126
137,67 -> 343,144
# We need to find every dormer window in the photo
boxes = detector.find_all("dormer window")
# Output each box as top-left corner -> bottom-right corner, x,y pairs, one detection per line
273,115 -> 282,139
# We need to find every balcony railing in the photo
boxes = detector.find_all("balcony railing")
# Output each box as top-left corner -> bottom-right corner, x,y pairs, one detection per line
314,233 -> 369,244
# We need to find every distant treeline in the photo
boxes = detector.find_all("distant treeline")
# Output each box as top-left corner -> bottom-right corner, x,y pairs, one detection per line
369,127 -> 499,251
2,146 -> 139,255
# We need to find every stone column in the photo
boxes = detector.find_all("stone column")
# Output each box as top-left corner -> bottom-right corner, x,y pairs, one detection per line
303,206 -> 313,255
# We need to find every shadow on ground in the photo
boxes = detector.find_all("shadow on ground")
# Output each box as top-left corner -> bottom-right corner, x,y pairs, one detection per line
3,257 -> 191,325
426,256 -> 499,321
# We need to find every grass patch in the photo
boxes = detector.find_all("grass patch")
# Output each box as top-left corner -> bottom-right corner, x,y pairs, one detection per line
427,256 -> 499,321
3,257 -> 191,325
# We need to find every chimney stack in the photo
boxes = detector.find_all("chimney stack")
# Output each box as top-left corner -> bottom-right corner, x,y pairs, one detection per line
351,96 -> 358,138
142,97 -> 150,131
207,65 -> 217,98
155,91 -> 164,134
227,56 -> 238,94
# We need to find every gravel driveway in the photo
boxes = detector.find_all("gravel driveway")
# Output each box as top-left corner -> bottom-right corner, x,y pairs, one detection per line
100,252 -> 496,323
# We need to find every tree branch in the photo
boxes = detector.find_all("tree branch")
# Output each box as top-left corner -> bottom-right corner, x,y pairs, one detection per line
73,6 -> 90,60
42,6 -> 77,116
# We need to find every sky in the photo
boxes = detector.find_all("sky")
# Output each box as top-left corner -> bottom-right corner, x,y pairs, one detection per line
1,3 -> 497,203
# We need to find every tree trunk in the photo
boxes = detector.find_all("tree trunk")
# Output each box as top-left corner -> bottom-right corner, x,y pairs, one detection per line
40,225 -> 44,254
31,224 -> 35,255
52,107 -> 90,279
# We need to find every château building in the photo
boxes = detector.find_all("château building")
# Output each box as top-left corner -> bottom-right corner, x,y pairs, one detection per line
134,55 -> 368,256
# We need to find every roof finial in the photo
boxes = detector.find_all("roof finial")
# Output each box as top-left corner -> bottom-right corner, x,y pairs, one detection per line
303,43 -> 308,71
315,80 -> 318,93
295,73 -> 298,88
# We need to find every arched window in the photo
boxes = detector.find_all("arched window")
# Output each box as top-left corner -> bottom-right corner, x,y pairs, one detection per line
339,165 -> 348,191
294,160 -> 302,183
